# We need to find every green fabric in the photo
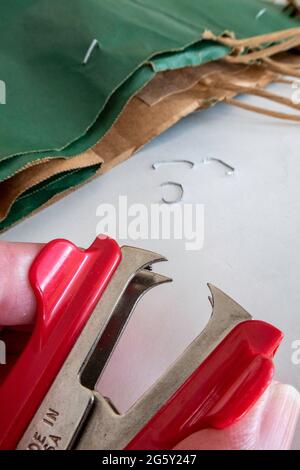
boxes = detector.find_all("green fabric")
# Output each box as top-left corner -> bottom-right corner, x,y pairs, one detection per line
0,0 -> 298,231
1,40 -> 230,182
0,0 -> 230,163
0,165 -> 100,232
0,64 -> 155,181
1,0 -> 297,164
150,41 -> 230,72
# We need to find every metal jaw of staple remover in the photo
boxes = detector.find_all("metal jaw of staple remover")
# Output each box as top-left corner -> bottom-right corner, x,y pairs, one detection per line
0,237 -> 282,450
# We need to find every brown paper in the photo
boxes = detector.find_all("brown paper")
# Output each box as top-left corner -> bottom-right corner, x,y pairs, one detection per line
94,62 -> 279,172
1,56 -> 296,227
0,150 -> 102,221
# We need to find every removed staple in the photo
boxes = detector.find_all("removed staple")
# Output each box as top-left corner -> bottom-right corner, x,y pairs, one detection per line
152,160 -> 195,170
202,158 -> 235,175
160,182 -> 184,204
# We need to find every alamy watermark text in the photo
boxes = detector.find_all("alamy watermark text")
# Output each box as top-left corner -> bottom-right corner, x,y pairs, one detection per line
96,196 -> 204,251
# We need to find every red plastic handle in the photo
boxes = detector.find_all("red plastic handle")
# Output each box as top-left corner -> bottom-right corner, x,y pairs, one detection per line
0,236 -> 283,451
126,320 -> 283,450
0,236 -> 121,450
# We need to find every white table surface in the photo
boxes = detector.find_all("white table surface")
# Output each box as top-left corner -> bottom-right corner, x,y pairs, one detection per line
2,82 -> 300,449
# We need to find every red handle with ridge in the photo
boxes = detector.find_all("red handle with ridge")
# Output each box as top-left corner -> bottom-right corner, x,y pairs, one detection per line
126,320 -> 282,450
0,237 -> 122,450
0,237 -> 283,451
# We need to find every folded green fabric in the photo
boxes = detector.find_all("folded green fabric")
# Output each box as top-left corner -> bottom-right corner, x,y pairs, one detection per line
0,166 -> 100,232
1,0 -> 297,166
0,42 -> 229,182
0,0 -> 299,231
0,0 -> 230,164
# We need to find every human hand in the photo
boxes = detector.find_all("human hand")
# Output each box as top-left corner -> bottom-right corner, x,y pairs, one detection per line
0,241 -> 299,450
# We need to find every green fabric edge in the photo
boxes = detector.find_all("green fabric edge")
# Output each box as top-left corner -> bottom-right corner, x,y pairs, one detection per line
0,165 -> 100,231
0,41 -> 230,183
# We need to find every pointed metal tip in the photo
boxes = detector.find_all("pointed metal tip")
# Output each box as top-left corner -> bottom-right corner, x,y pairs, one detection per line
207,283 -> 215,307
207,283 -> 216,301
121,246 -> 168,269
207,283 -> 252,323
154,255 -> 168,263
141,270 -> 172,288
207,283 -> 231,303
152,273 -> 172,285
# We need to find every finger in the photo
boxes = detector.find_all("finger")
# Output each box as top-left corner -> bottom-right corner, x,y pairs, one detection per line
0,241 -> 42,326
174,383 -> 300,450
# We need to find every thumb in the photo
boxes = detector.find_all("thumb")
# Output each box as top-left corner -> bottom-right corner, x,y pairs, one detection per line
0,241 -> 42,326
174,382 -> 300,450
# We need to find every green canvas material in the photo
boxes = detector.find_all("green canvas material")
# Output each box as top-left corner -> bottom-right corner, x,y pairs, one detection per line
0,0 -> 298,230
0,165 -> 101,232
0,1 -> 233,164
1,0 -> 297,166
